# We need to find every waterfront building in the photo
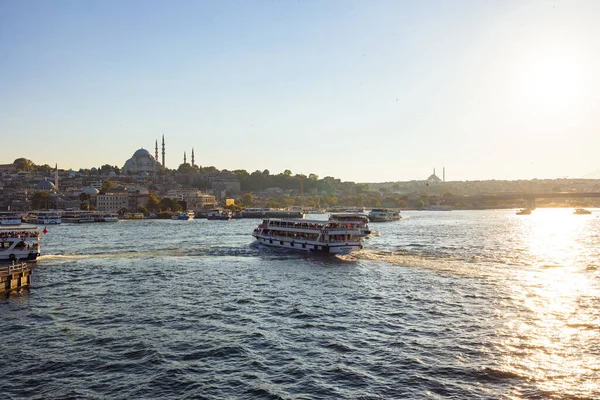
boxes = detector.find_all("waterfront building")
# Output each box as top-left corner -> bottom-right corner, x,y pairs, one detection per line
96,187 -> 140,212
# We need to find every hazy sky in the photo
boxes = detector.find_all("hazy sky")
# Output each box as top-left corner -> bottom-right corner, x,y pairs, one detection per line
2,0 -> 600,182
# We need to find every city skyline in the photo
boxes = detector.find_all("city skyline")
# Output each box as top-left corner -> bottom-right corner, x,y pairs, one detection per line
2,0 -> 600,182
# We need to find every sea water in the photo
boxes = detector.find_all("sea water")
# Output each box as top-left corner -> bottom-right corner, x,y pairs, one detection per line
2,209 -> 599,399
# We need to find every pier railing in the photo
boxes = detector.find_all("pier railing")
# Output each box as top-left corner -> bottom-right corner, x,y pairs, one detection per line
0,262 -> 29,275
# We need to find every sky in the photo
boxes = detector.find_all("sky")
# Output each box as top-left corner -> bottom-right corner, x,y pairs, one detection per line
2,0 -> 600,183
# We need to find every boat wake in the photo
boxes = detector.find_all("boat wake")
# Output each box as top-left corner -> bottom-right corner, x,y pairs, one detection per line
339,248 -> 508,279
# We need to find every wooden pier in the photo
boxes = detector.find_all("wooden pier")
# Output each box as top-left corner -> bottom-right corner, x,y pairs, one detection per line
0,262 -> 32,294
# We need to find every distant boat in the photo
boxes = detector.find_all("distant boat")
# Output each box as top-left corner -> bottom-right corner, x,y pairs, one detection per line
26,211 -> 62,225
0,212 -> 23,226
171,210 -> 195,220
368,209 -> 401,222
207,209 -> 232,220
573,208 -> 592,215
516,208 -> 532,215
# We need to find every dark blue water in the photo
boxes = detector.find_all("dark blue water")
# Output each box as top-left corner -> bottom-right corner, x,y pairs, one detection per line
2,209 -> 599,399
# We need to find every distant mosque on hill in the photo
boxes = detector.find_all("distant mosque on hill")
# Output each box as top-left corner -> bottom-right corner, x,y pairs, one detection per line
121,135 -> 195,177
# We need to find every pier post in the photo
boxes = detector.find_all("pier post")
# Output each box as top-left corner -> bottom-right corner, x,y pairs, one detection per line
1,263 -> 32,294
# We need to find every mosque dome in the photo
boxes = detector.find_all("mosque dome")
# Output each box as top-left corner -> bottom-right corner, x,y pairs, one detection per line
108,171 -> 117,177
83,186 -> 99,196
122,147 -> 162,177
134,148 -> 152,158
37,180 -> 56,190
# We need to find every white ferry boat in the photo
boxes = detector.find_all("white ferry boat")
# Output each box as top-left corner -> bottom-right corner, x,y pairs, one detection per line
27,211 -> 62,225
207,209 -> 232,220
368,208 -> 402,222
0,213 -> 23,226
328,213 -> 371,237
62,210 -> 96,223
0,224 -> 41,263
95,212 -> 119,222
252,218 -> 364,254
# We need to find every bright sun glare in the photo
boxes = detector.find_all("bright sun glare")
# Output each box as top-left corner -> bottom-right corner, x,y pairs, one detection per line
513,47 -> 587,114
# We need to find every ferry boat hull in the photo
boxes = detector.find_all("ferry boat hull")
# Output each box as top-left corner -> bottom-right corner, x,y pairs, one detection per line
253,234 -> 362,254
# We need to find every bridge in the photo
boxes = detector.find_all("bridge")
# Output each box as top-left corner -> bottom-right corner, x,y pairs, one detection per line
445,192 -> 600,208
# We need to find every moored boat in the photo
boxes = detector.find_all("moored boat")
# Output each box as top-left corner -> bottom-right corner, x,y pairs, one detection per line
95,212 -> 119,222
252,218 -> 364,254
207,209 -> 232,220
0,224 -> 41,263
573,208 -> 592,215
0,213 -> 23,226
27,211 -> 62,225
171,210 -> 195,220
516,208 -> 532,215
367,209 -> 401,222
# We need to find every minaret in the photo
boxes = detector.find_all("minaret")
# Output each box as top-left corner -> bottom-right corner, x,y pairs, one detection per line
184,151 -> 187,165
443,167 -> 446,182
155,140 -> 158,160
54,163 -> 59,191
161,135 -> 165,167
191,148 -> 195,167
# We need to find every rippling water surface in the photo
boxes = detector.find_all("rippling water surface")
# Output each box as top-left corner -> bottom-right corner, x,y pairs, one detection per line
2,209 -> 599,399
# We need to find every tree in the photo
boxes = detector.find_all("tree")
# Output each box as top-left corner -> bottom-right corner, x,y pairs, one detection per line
99,164 -> 114,175
13,158 -> 35,171
241,193 -> 254,207
283,169 -> 292,176
265,198 -> 282,208
146,194 -> 160,211
31,191 -> 53,209
36,164 -> 53,174
178,163 -> 196,173
100,180 -> 116,194
327,195 -> 339,207
159,198 -> 174,211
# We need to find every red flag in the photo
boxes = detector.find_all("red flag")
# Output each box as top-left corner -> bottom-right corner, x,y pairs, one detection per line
43,227 -> 48,234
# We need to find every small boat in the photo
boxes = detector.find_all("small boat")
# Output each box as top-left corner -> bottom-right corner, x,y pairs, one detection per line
328,213 -> 371,237
573,208 -> 592,215
95,212 -> 119,222
252,218 -> 364,255
123,212 -> 145,219
171,210 -> 195,220
0,224 -> 41,263
207,209 -> 232,220
516,208 -> 532,215
367,209 -> 401,222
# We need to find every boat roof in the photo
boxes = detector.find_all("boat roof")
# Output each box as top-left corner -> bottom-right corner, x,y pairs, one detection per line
264,218 -> 337,224
0,224 -> 39,230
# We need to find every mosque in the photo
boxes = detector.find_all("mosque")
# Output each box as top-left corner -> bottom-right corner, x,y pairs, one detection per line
121,136 -> 196,177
